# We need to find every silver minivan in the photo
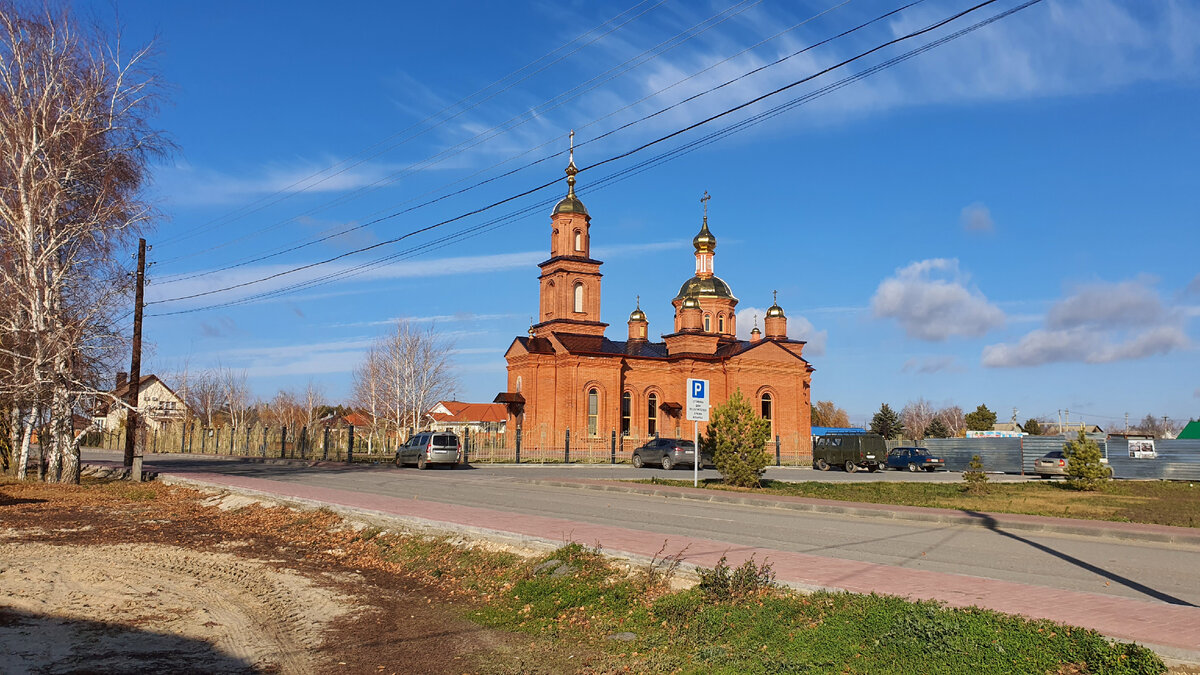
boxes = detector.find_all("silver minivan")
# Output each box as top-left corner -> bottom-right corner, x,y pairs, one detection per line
395,431 -> 462,469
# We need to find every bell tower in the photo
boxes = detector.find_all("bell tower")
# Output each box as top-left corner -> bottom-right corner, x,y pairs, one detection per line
533,132 -> 607,337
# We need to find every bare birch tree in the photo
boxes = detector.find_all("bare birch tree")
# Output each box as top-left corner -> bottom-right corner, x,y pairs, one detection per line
351,344 -> 386,450
900,398 -> 936,441
0,3 -> 167,482
355,321 -> 456,443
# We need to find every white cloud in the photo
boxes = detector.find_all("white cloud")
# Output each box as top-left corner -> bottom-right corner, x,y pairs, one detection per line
871,259 -> 1004,341
960,203 -> 994,233
901,356 -> 965,374
982,278 -> 1192,368
735,306 -> 826,355
1183,274 -> 1200,299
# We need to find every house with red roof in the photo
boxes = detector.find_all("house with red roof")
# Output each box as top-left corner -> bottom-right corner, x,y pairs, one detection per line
425,401 -> 507,436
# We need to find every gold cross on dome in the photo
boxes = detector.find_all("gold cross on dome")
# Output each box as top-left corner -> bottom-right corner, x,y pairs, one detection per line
569,130 -> 575,163
700,190 -> 710,218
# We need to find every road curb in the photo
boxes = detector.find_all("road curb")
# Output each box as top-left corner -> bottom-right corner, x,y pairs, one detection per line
522,479 -> 1200,548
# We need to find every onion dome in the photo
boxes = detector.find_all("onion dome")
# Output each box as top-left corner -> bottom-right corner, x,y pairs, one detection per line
751,315 -> 761,336
681,295 -> 700,310
552,132 -> 589,217
692,219 -> 716,253
674,275 -> 735,301
629,296 -> 647,322
766,290 -> 785,318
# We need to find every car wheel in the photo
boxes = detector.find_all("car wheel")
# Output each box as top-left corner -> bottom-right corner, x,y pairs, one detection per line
417,455 -> 428,470
907,462 -> 919,473
661,455 -> 674,471
844,460 -> 857,473
815,458 -> 829,471
632,453 -> 644,469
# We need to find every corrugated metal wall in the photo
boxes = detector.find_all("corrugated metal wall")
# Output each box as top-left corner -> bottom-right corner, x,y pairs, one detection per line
889,436 -> 1200,480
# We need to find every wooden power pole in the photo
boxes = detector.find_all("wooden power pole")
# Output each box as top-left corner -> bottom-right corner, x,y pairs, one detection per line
123,238 -> 147,478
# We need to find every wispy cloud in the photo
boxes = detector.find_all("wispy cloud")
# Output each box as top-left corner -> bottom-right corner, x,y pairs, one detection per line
960,202 -> 994,233
982,277 -> 1192,367
871,258 -> 1004,341
901,355 -> 966,374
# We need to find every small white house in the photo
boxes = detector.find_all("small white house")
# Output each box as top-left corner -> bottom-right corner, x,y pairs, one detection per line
95,373 -> 189,431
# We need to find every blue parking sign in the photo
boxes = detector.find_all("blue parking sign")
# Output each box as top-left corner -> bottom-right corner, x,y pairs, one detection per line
692,380 -> 706,398
686,378 -> 709,422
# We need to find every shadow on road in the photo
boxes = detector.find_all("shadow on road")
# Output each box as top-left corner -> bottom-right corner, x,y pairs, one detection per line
962,509 -> 1195,607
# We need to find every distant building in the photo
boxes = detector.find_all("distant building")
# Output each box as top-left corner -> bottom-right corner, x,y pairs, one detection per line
94,372 -> 189,431
426,401 -> 507,435
1177,421 -> 1200,440
992,422 -> 1025,434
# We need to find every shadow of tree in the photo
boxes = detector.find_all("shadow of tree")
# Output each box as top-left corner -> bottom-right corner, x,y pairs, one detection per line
0,606 -> 257,674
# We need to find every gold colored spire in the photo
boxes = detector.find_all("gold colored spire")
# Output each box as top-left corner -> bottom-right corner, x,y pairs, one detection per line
693,190 -> 716,253
766,290 -> 786,318
628,295 -> 647,323
565,130 -> 578,197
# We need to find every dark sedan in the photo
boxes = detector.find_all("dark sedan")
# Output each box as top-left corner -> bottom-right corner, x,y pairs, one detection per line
885,447 -> 946,472
631,438 -> 706,470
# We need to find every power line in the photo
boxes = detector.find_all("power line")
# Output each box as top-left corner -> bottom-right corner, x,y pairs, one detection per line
153,0 -> 748,260
148,0 -> 1041,314
155,0 -> 877,286
154,0 -> 668,251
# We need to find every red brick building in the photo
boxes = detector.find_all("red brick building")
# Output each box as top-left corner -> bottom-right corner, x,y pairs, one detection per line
495,153 -> 814,459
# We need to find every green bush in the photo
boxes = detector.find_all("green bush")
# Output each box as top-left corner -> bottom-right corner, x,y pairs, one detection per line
701,390 -> 770,488
697,554 -> 775,601
1065,430 -> 1111,490
962,454 -> 989,494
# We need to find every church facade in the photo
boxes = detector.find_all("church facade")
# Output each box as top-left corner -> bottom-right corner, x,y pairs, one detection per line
494,152 -> 814,460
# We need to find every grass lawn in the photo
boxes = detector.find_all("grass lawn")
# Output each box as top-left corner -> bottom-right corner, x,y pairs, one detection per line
448,543 -> 1164,674
634,478 -> 1200,528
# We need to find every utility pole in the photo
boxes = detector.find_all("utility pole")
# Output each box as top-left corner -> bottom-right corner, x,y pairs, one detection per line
123,238 -> 147,479
1124,412 -> 1129,434
1057,409 -> 1063,436
1011,407 -> 1018,426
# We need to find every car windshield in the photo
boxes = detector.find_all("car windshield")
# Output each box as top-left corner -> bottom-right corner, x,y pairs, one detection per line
433,434 -> 456,446
676,440 -> 695,449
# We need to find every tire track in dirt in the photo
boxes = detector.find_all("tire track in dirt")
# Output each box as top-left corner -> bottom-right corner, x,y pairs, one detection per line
0,541 -> 350,673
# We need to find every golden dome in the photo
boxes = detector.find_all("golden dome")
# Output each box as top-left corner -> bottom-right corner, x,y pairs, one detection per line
692,219 -> 716,253
674,274 -> 735,301
629,298 -> 647,322
766,290 -> 785,318
681,295 -> 700,310
553,139 -> 589,216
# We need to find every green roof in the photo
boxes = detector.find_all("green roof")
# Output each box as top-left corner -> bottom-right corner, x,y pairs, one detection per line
1179,420 -> 1200,440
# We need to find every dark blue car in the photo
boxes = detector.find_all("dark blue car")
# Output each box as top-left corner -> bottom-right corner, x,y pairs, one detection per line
885,447 -> 945,472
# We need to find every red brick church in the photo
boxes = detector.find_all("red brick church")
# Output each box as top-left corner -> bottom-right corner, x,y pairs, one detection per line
495,149 -> 814,459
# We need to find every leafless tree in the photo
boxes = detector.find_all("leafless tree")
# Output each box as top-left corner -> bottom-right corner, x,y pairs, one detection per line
221,367 -> 251,431
301,380 -> 324,429
901,398 -> 936,441
0,3 -> 167,482
353,321 -> 456,442
935,405 -> 966,438
187,371 -> 222,429
351,344 -> 386,449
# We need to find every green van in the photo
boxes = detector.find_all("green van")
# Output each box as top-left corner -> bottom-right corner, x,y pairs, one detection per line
812,433 -> 886,473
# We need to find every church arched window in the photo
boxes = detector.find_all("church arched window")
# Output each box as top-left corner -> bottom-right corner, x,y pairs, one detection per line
647,393 -> 658,436
587,388 -> 599,436
621,392 -> 632,437
574,282 -> 584,313
703,314 -> 711,332
761,392 -> 773,425
718,314 -> 725,333
574,230 -> 583,251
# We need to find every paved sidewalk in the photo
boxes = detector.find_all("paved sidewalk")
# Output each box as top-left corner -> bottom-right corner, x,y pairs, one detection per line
153,467 -> 1200,663
524,478 -> 1200,547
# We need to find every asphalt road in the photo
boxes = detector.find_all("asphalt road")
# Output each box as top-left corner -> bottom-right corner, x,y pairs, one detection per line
83,450 -> 1200,610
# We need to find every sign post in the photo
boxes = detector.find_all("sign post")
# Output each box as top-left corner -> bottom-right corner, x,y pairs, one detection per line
686,378 -> 709,487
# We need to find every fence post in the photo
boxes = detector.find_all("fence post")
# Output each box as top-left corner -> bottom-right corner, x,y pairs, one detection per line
610,429 -> 616,464
322,427 -> 330,460
564,428 -> 570,464
188,422 -> 195,453
216,427 -> 222,454
245,426 -> 251,456
347,425 -> 354,464
152,427 -> 158,454
260,426 -> 267,457
299,426 -> 308,460
463,431 -> 470,465
201,428 -> 207,454
280,426 -> 287,458
515,425 -> 521,464
776,434 -> 781,467
180,424 -> 186,453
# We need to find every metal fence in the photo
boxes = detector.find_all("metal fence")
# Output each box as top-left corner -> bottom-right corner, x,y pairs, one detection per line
889,436 -> 1200,480
86,421 -> 394,463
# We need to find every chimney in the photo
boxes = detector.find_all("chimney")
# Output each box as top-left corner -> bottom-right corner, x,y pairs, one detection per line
116,371 -> 128,391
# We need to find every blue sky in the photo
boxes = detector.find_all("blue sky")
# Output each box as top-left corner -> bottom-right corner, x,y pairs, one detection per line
95,0 -> 1199,427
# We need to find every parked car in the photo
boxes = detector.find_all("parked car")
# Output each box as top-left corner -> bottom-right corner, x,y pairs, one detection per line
885,447 -> 946,472
631,438 -> 708,470
812,433 -> 885,473
395,431 -> 462,469
1034,450 -> 1068,479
